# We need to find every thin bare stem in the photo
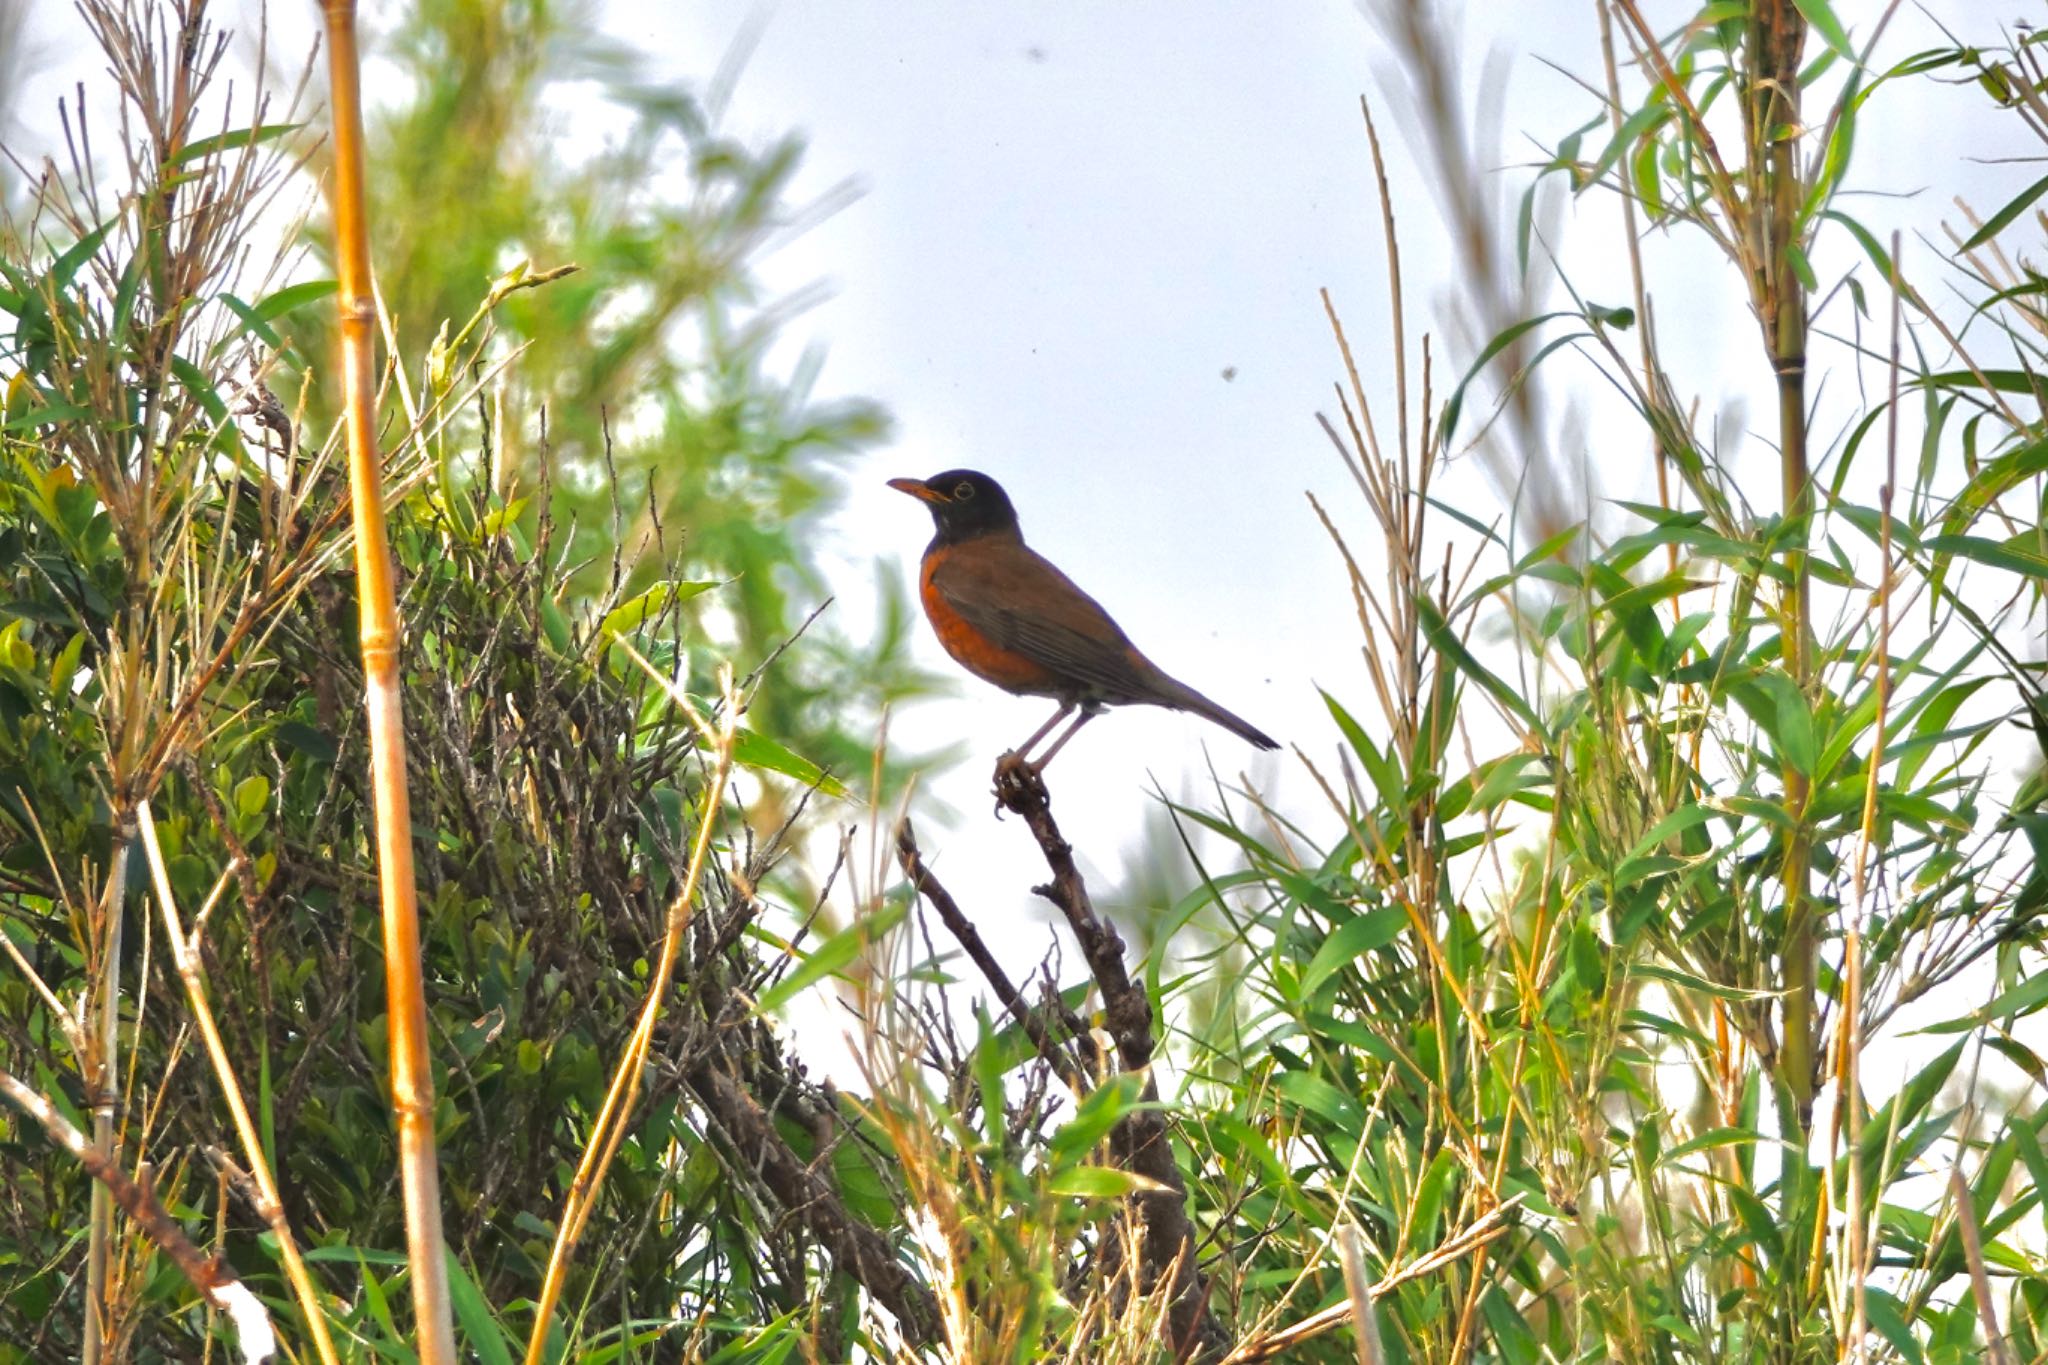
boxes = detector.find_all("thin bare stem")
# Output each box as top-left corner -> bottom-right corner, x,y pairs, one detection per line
83,822 -> 131,1362
136,801 -> 340,1365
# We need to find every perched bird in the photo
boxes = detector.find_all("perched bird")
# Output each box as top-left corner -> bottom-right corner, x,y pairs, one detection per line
888,469 -> 1279,770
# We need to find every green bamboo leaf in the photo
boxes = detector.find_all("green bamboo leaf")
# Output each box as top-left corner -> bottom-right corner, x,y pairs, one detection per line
1918,970 -> 2048,1034
1663,1126 -> 1777,1163
1791,0 -> 1855,62
1617,803 -> 1714,873
1049,1073 -> 1147,1165
1583,103 -> 1671,191
754,899 -> 906,1016
731,728 -> 849,800
252,278 -> 339,322
599,579 -> 720,639
1047,1165 -> 1157,1198
1463,751 -> 1551,815
171,121 -> 305,166
1921,368 -> 2046,396
1738,672 -> 1817,778
1862,1289 -> 1925,1365
169,355 -> 229,423
1961,170 -> 2048,250
444,1248 -> 515,1365
1321,689 -> 1405,812
1300,908 -> 1407,997
1634,962 -> 1772,1002
1274,1071 -> 1365,1136
1441,311 -> 1581,449
1419,598 -> 1544,739
1925,532 -> 2048,580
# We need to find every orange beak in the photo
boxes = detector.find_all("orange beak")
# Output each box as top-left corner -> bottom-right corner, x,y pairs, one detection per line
887,477 -> 950,504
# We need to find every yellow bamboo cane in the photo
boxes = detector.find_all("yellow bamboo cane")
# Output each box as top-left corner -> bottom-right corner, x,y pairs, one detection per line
319,1 -> 457,1358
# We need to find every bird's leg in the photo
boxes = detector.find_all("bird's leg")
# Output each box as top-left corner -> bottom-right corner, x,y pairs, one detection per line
1026,705 -> 1100,773
1007,701 -> 1075,767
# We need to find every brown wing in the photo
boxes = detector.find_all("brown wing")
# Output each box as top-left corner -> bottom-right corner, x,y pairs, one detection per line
927,538 -> 1157,702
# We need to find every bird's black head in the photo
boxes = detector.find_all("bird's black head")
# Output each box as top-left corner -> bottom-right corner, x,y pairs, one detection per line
887,469 -> 1022,545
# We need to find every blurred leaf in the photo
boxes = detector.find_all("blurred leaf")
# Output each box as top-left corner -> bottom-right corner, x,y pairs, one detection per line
171,122 -> 304,166
1049,1074 -> 1148,1167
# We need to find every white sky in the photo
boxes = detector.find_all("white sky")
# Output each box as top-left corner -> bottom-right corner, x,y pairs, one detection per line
11,2 -> 2042,1098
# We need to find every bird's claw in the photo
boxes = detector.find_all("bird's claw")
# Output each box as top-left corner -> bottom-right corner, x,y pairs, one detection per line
991,751 -> 1046,816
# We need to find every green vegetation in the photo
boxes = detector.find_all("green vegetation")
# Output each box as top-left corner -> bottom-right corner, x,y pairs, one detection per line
2,1 -> 2047,1361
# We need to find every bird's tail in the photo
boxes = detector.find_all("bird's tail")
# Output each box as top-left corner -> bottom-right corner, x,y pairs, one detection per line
1152,674 -> 1280,751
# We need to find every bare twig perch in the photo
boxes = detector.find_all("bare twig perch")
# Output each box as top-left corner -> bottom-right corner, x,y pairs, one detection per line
897,759 -> 1222,1358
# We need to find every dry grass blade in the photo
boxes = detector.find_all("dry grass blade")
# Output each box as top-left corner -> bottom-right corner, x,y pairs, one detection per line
1220,1197 -> 1523,1362
1951,1160 -> 2012,1365
1339,1223 -> 1381,1365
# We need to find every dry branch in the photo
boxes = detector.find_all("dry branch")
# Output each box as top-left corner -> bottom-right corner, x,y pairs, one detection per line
1220,1197 -> 1523,1363
989,759 -> 1222,1361
896,820 -> 1089,1091
684,1063 -> 941,1346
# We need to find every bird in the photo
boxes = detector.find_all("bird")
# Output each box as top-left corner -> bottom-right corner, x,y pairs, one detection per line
888,469 -> 1279,771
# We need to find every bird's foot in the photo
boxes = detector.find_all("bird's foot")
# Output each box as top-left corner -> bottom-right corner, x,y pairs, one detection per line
992,751 -> 1047,816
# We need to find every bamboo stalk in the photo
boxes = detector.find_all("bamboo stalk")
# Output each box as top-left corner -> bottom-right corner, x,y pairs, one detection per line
319,2 -> 456,1359
1744,0 -> 1818,1135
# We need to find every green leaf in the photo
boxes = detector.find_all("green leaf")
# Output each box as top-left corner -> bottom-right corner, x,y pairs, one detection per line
1663,1127 -> 1777,1163
1420,597 -> 1545,739
1622,803 -> 1713,865
216,292 -> 289,356
251,278 -> 339,322
1463,751 -> 1551,814
169,355 -> 229,424
1049,1073 -> 1147,1166
172,122 -> 305,166
1322,689 -> 1404,812
732,728 -> 849,800
1926,532 -> 2048,580
1862,1288 -> 1925,1365
1441,311 -> 1582,449
1299,907 -> 1407,997
599,579 -> 720,640
1960,170 -> 2048,250
754,900 -> 906,1016
1918,969 -> 2048,1034
1738,672 -> 1816,778
1569,919 -> 1607,997
1046,1164 -> 1154,1198
233,774 -> 270,819
1274,1070 -> 1365,1136
1634,962 -> 1771,1002
444,1248 -> 515,1365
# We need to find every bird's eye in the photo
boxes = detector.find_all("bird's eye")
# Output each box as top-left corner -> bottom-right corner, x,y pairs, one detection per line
953,480 -> 976,501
